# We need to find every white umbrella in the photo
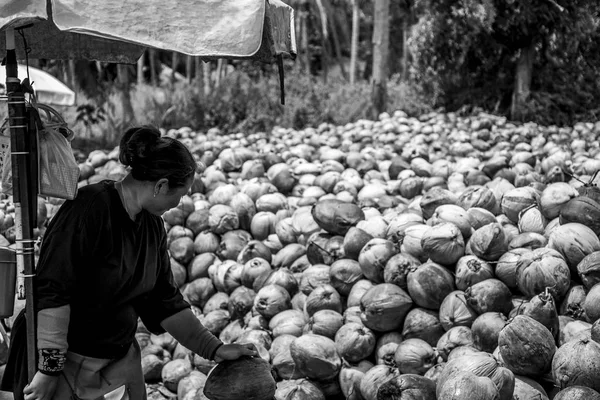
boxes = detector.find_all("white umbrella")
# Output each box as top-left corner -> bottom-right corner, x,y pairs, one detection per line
0,64 -> 76,106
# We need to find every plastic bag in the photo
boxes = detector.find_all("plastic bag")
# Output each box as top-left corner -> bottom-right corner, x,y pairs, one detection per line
0,119 -> 12,195
38,124 -> 79,200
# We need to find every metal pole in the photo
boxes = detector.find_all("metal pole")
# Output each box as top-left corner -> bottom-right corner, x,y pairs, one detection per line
5,27 -> 37,381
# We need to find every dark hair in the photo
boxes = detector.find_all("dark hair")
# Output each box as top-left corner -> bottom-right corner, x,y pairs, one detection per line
119,126 -> 196,188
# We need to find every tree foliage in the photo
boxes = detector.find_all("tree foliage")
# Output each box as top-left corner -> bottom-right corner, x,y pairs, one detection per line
408,0 -> 600,124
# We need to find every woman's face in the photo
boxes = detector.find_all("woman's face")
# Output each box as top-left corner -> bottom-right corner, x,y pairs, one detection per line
146,177 -> 193,216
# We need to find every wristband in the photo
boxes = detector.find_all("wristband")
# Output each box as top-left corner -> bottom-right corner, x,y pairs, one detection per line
38,348 -> 67,376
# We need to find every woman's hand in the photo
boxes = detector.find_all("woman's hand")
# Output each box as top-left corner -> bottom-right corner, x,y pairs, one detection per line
23,371 -> 59,400
214,343 -> 258,363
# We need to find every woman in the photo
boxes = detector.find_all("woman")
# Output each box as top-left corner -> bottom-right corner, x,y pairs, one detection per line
1,126 -> 257,400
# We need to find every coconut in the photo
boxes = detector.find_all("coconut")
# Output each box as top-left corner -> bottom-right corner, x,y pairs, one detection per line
162,358 -> 193,393
553,386 -> 600,400
584,283 -> 600,323
498,315 -> 556,376
383,253 -> 421,291
272,243 -> 306,269
420,223 -> 465,266
335,322 -> 377,363
548,223 -> 600,274
253,267 -> 298,297
560,285 -> 587,320
436,353 -> 514,400
539,182 -> 579,219
269,310 -> 306,338
376,374 -> 437,400
358,238 -> 397,283
400,224 -> 430,262
289,334 -> 341,381
420,187 -> 459,220
464,279 -> 512,316
299,264 -> 331,295
501,187 -> 539,224
304,310 -> 344,339
517,205 -> 547,234
343,227 -> 375,260
467,222 -> 507,261
401,307 -> 445,347
394,338 -> 437,375
458,186 -> 498,214
339,361 -> 374,400
430,204 -> 473,239
360,283 -> 413,332
386,213 -> 424,246
375,332 -> 403,366
439,290 -> 478,331
516,247 -> 571,301
329,259 -> 364,296
253,284 -> 292,319
359,365 -> 400,400
347,279 -> 375,308
436,326 -> 475,361
507,232 -> 547,250
494,249 -> 528,291
552,337 -> 600,392
311,199 -> 365,235
304,284 -> 343,317
512,375 -> 549,400
424,364 -> 446,386
407,261 -> 456,310
466,207 -> 497,231
559,195 -> 600,237
204,357 -> 276,400
577,251 -> 600,289
519,289 -> 560,339
471,312 -> 508,353
437,372 -> 500,400
275,379 -> 326,400
454,255 -> 494,291
559,319 -> 592,347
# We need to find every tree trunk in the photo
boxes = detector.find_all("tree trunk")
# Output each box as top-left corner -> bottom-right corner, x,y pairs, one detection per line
68,60 -> 77,91
371,0 -> 390,119
171,52 -> 179,83
149,49 -> 158,87
117,64 -> 135,129
324,0 -> 347,81
350,0 -> 360,84
300,1 -> 311,75
195,57 -> 203,87
203,61 -> 212,96
215,59 -> 224,87
511,41 -> 535,120
137,51 -> 145,85
401,16 -> 410,82
186,55 -> 193,83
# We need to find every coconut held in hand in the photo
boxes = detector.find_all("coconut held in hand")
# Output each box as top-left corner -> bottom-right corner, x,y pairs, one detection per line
203,356 -> 276,400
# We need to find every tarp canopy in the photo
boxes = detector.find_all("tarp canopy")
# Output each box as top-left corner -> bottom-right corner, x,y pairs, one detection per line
0,0 -> 296,63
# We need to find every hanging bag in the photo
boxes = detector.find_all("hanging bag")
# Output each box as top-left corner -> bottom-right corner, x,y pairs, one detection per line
0,119 -> 11,195
35,103 -> 79,200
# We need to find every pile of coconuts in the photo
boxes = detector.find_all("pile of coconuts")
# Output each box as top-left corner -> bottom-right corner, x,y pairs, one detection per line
3,110 -> 600,400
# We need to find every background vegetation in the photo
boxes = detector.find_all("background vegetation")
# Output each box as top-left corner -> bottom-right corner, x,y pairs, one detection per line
3,0 -> 599,150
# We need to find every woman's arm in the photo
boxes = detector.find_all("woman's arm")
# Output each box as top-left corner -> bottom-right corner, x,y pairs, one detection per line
161,309 -> 258,362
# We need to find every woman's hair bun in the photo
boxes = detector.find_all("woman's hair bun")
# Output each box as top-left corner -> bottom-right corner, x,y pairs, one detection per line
119,126 -> 161,167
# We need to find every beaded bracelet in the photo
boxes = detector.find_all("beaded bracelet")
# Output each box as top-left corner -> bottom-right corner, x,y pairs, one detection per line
38,348 -> 66,376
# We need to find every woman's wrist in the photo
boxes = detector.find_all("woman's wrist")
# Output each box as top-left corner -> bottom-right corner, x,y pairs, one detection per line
37,348 -> 66,376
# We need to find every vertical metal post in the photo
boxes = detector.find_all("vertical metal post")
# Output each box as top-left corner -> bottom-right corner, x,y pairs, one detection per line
5,27 -> 37,381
